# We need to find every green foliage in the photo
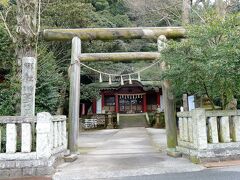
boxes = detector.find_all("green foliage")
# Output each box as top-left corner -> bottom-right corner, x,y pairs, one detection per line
41,0 -> 96,28
0,23 -> 13,70
108,0 -> 128,15
132,61 -> 161,81
0,21 -> 65,115
0,81 -> 20,115
92,0 -> 109,11
0,24 -> 20,116
41,0 -> 133,103
90,0 -> 128,14
98,11 -> 131,27
35,44 -> 65,114
81,83 -> 100,100
0,0 -> 9,8
162,12 -> 240,109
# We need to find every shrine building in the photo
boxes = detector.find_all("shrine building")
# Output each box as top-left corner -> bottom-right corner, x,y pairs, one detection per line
88,80 -> 163,114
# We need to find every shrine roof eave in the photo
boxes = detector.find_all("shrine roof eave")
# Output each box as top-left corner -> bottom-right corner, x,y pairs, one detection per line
87,80 -> 162,91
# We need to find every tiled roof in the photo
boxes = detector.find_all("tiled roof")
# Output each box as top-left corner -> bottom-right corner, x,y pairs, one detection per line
88,80 -> 162,90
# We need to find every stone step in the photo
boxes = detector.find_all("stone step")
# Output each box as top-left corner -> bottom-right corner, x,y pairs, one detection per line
119,115 -> 148,128
203,160 -> 240,168
63,154 -> 78,163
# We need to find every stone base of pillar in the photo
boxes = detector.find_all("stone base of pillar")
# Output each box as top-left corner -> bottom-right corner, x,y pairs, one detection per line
154,113 -> 161,128
167,148 -> 182,158
107,124 -> 114,129
64,154 -> 78,162
154,122 -> 161,128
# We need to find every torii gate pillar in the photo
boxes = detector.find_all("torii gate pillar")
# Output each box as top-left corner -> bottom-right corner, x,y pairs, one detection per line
158,35 -> 178,155
69,37 -> 81,153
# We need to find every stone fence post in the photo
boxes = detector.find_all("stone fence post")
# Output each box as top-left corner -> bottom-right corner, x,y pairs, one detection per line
192,108 -> 208,150
36,112 -> 53,159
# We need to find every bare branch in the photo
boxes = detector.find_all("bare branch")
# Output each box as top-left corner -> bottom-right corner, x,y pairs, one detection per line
0,7 -> 16,43
35,0 -> 42,57
191,7 -> 206,23
37,0 -> 41,34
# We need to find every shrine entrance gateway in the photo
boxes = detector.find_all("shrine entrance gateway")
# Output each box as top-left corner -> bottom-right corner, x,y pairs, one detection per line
43,27 -> 186,153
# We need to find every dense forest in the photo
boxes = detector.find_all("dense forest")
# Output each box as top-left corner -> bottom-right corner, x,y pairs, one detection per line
0,0 -> 239,115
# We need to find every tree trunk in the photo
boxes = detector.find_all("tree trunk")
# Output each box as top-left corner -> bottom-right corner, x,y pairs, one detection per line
16,0 -> 38,58
16,0 -> 39,115
182,0 -> 191,25
215,0 -> 226,17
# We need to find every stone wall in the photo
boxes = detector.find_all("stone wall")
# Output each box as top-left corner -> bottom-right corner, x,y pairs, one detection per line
0,112 -> 68,178
177,109 -> 240,163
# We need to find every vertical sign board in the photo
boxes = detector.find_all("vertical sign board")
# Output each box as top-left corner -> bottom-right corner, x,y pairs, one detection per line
188,95 -> 195,111
160,95 -> 164,111
21,57 -> 36,116
97,98 -> 102,114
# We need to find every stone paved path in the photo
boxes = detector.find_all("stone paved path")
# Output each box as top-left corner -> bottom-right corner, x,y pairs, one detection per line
53,128 -> 204,180
1,176 -> 51,180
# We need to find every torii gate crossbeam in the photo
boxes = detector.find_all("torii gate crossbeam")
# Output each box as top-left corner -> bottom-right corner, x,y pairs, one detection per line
80,52 -> 160,62
43,27 -> 185,41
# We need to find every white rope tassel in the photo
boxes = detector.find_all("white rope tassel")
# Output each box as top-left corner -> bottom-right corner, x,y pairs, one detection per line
129,75 -> 132,84
121,76 -> 124,85
99,73 -> 103,83
108,75 -> 112,85
137,72 -> 141,82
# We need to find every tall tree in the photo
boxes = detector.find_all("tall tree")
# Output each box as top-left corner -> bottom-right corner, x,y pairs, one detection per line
0,0 -> 40,115
161,13 -> 240,109
16,0 -> 39,66
17,0 -> 40,116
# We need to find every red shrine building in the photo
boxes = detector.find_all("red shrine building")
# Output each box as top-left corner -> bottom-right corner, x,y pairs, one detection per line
88,80 -> 163,114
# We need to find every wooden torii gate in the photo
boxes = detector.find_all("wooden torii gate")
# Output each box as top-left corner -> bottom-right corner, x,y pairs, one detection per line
43,27 -> 186,154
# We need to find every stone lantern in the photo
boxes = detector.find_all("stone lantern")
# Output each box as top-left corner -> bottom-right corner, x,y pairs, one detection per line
107,112 -> 114,129
154,105 -> 161,128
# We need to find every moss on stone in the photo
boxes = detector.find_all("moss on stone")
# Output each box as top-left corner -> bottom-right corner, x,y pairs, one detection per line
167,135 -> 177,149
190,156 -> 200,164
